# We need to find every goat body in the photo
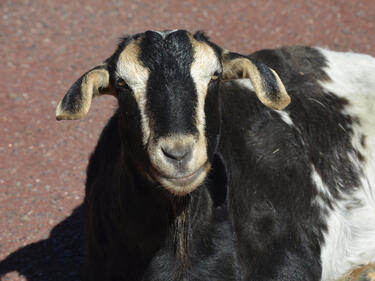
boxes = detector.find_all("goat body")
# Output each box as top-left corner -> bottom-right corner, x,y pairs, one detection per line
56,31 -> 375,281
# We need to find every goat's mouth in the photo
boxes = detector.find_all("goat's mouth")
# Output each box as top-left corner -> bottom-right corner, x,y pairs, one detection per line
150,162 -> 211,196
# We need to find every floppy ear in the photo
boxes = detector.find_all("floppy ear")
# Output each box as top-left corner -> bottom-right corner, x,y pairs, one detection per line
222,52 -> 290,110
56,63 -> 113,120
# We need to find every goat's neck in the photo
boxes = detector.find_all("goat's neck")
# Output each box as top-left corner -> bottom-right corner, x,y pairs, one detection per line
120,155 -> 212,275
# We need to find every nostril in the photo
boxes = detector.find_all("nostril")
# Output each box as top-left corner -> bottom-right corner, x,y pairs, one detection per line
161,146 -> 192,162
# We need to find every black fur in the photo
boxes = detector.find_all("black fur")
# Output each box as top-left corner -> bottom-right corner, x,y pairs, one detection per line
254,62 -> 280,101
61,75 -> 85,113
218,46 -> 360,280
83,31 -> 236,281
84,112 -> 238,281
140,30 -> 198,137
77,32 -> 362,281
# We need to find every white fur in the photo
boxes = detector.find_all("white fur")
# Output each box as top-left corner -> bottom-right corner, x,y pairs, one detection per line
117,42 -> 151,145
274,110 -> 294,127
232,79 -> 295,127
153,29 -> 178,39
234,78 -> 255,92
316,48 -> 375,281
190,39 -> 221,169
311,165 -> 333,201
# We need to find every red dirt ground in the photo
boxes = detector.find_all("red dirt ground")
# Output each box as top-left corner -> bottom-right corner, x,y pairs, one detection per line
0,0 -> 374,280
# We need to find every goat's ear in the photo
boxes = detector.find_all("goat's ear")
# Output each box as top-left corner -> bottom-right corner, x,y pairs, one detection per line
56,64 -> 113,120
221,52 -> 290,110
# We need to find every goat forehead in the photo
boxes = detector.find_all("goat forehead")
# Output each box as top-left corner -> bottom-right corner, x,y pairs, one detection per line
114,30 -> 220,140
152,29 -> 179,39
116,30 -> 219,83
139,30 -> 195,74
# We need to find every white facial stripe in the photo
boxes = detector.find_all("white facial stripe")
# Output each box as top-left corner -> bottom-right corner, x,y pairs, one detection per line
117,41 -> 149,89
189,37 -> 221,163
117,40 -> 151,145
190,39 -> 221,82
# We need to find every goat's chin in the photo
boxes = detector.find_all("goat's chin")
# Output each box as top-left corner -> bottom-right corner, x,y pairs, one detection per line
152,162 -> 211,196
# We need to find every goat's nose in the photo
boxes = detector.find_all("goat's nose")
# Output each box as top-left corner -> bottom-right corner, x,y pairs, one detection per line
161,144 -> 192,164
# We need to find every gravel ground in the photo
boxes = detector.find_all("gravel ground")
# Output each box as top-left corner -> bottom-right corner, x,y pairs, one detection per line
0,0 -> 374,280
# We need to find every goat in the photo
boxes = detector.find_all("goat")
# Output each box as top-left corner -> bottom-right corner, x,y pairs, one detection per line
56,30 -> 375,281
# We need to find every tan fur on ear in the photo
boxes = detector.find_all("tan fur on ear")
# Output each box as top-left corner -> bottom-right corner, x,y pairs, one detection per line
56,68 -> 110,120
222,56 -> 290,110
267,68 -> 290,110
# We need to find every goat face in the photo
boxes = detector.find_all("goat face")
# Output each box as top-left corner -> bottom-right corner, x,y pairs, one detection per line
114,30 -> 220,195
56,30 -> 290,196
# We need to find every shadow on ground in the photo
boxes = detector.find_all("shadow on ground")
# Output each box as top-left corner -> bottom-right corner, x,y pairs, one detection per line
0,205 -> 84,281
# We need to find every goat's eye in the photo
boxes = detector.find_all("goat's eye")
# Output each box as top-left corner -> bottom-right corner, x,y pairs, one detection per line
116,78 -> 131,91
211,71 -> 220,81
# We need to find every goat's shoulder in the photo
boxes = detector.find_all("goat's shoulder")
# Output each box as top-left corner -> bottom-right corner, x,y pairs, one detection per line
248,46 -> 329,86
249,46 -> 375,96
219,46 -> 372,190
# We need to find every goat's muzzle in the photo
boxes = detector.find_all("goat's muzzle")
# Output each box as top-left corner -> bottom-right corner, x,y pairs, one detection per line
148,135 -> 210,195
